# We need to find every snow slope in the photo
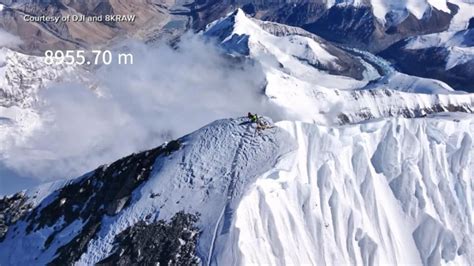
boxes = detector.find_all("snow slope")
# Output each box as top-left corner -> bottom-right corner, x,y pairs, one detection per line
367,0 -> 451,22
380,27 -> 474,91
0,47 -> 76,108
0,114 -> 472,265
205,10 -> 474,125
0,47 -> 79,145
0,118 -> 297,265
216,114 -> 473,265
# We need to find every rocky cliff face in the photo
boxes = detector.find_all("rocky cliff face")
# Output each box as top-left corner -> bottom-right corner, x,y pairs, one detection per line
190,0 -> 458,52
380,29 -> 474,92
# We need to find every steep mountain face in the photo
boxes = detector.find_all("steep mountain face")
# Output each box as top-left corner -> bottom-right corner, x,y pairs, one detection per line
189,0 -> 461,51
0,118 -> 297,265
203,9 -> 368,81
380,29 -> 474,92
204,10 -> 474,125
2,0 -> 470,54
0,114 -> 472,265
223,115 -> 473,265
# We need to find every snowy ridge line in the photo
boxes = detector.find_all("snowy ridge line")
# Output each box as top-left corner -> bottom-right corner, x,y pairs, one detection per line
0,118 -> 297,265
0,115 -> 472,265
205,8 -> 474,126
230,115 -> 473,265
265,69 -> 474,125
334,88 -> 474,124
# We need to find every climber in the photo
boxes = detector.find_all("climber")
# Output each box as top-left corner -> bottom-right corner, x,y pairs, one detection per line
248,112 -> 259,123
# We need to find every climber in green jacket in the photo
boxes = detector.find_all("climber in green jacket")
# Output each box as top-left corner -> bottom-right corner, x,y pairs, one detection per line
248,112 -> 259,123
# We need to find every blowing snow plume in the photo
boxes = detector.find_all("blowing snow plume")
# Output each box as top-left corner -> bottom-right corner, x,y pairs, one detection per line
2,33 -> 280,186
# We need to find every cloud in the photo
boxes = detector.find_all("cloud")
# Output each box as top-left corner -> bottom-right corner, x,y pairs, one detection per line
0,29 -> 22,47
2,33 -> 284,182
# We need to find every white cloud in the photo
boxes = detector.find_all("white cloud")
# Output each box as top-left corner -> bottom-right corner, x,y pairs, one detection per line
0,29 -> 22,47
2,33 -> 284,182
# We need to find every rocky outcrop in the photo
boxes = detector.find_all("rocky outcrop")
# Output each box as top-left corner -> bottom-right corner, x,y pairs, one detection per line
0,192 -> 32,240
380,29 -> 474,92
98,211 -> 200,266
19,140 -> 181,265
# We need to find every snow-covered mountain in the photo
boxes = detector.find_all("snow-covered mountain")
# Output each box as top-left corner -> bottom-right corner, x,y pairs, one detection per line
3,0 -> 472,54
0,47 -> 87,169
204,10 -> 473,125
0,47 -> 76,108
187,0 -> 472,52
1,6 -> 473,266
381,28 -> 474,92
1,114 -> 472,265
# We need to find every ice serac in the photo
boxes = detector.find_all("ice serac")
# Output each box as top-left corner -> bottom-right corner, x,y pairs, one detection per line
217,115 -> 473,266
0,118 -> 297,265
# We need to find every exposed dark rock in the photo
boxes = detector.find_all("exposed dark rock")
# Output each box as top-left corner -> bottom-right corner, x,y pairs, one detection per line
0,192 -> 33,241
241,3 -> 256,16
391,4 -> 456,36
16,139 -> 182,265
190,1 -> 456,52
97,211 -> 200,266
303,6 -> 378,49
338,113 -> 351,124
379,37 -> 474,92
469,18 -> 474,29
1,0 -> 460,54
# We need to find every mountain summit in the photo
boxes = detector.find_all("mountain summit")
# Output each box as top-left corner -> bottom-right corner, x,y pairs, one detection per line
1,114 -> 472,265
